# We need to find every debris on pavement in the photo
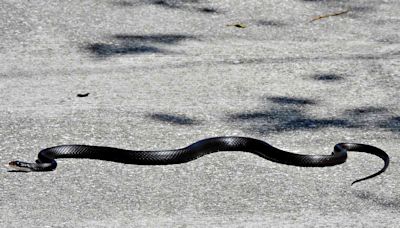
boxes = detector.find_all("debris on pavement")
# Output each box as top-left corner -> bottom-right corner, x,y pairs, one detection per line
77,93 -> 90,97
310,9 -> 350,22
226,23 -> 247,28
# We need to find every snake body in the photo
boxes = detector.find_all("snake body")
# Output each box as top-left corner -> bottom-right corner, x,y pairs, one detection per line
8,136 -> 389,185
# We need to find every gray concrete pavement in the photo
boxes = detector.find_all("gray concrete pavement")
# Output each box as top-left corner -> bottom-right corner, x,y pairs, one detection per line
1,0 -> 399,227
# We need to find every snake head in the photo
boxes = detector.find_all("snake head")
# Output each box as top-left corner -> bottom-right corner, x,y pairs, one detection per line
7,161 -> 33,172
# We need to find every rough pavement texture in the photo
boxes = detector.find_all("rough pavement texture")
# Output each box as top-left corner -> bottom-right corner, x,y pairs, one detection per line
1,0 -> 399,227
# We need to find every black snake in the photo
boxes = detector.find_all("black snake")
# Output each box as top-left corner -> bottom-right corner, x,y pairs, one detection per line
8,136 -> 389,185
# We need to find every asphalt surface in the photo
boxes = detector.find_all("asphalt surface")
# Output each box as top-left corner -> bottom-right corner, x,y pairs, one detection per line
1,0 -> 399,227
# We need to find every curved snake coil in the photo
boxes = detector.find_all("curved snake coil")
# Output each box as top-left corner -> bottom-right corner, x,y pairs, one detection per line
8,136 -> 389,185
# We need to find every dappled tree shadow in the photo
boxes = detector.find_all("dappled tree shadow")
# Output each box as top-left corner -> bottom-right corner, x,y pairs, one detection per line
345,107 -> 388,115
380,116 -> 400,133
353,190 -> 400,210
230,108 -> 351,134
86,43 -> 163,56
312,73 -> 344,81
267,96 -> 316,105
114,34 -> 195,44
147,113 -> 201,125
113,0 -> 220,14
114,0 -> 135,6
257,20 -> 286,27
228,95 -> 396,135
84,34 -> 197,57
197,7 -> 219,14
149,0 -> 220,13
342,106 -> 389,129
228,96 -> 353,134
152,0 -> 183,9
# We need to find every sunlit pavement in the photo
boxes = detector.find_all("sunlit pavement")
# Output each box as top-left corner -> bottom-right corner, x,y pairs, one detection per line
1,0 -> 399,227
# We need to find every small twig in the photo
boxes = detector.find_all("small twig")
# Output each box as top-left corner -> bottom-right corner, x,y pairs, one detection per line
310,9 -> 350,22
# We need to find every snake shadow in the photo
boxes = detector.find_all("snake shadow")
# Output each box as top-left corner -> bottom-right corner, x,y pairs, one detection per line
228,95 -> 395,135
84,34 -> 198,57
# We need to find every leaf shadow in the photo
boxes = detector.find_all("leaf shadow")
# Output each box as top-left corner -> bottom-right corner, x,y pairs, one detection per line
228,95 -> 395,135
228,96 -> 354,135
353,189 -> 400,210
112,0 -> 221,14
147,113 -> 201,126
84,34 -> 198,57
379,116 -> 400,133
256,20 -> 286,27
312,73 -> 344,82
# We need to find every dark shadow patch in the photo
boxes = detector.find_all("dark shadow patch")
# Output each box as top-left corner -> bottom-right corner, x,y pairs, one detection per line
312,73 -> 344,81
222,58 -> 266,65
228,97 -> 354,134
267,96 -> 316,106
152,0 -> 180,8
229,106 -> 352,135
148,113 -> 200,125
150,0 -> 204,10
257,20 -> 286,27
113,0 -> 135,6
113,0 -> 218,14
7,170 -> 30,173
341,106 -> 391,129
85,34 -> 197,57
349,6 -> 375,13
225,96 -> 400,135
232,112 -> 272,120
276,118 -> 350,132
380,116 -> 400,133
228,95 -> 397,135
198,7 -> 218,13
347,107 -> 388,115
113,34 -> 195,44
353,190 -> 400,210
354,55 -> 378,60
86,43 -> 163,57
